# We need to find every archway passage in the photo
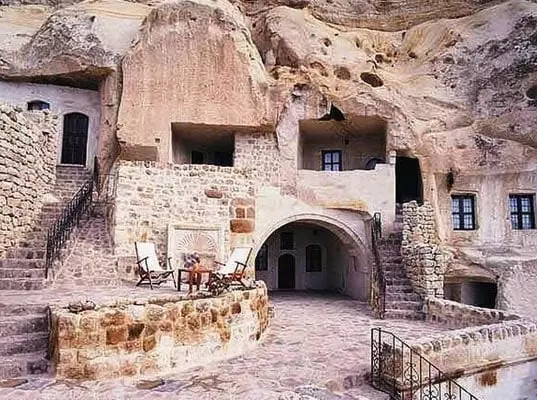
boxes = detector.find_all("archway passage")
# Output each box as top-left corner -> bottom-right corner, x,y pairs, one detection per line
254,220 -> 369,299
61,112 -> 89,165
395,156 -> 423,204
278,254 -> 296,289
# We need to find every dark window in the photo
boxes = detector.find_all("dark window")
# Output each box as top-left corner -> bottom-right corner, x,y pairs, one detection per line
27,100 -> 50,111
255,244 -> 268,271
509,194 -> 535,230
191,151 -> 204,164
280,232 -> 294,250
322,150 -> 342,171
451,195 -> 476,230
306,244 -> 322,272
214,151 -> 233,167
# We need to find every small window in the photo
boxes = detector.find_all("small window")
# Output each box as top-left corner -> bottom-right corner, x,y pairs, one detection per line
255,244 -> 268,271
191,151 -> 204,164
27,100 -> 50,111
509,194 -> 536,230
451,195 -> 476,230
280,232 -> 294,250
322,150 -> 342,171
306,244 -> 322,272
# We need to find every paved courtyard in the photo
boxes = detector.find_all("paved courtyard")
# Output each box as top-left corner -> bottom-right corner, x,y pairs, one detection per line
0,292 -> 449,400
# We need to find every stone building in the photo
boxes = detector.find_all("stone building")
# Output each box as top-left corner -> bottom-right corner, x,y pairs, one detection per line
0,0 -> 536,316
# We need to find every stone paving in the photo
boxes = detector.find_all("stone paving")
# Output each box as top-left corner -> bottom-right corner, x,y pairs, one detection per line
0,292 -> 450,400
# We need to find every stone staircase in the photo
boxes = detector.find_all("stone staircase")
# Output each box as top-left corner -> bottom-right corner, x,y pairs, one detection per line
378,207 -> 424,320
0,166 -> 91,291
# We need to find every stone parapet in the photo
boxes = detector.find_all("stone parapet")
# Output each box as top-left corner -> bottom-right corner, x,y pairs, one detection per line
402,201 -> 445,298
50,285 -> 270,380
0,103 -> 58,255
424,296 -> 520,328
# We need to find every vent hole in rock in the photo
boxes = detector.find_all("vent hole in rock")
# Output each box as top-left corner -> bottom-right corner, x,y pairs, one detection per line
322,38 -> 332,47
526,86 -> 537,100
334,66 -> 351,80
360,72 -> 383,87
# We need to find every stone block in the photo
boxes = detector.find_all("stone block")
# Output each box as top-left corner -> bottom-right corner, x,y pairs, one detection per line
230,219 -> 254,233
106,326 -> 128,345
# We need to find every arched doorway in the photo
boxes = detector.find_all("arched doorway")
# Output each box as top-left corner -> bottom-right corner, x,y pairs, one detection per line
61,112 -> 89,165
278,254 -> 296,289
254,216 -> 370,300
396,156 -> 423,204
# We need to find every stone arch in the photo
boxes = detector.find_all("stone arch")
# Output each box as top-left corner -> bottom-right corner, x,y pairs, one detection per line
253,213 -> 369,261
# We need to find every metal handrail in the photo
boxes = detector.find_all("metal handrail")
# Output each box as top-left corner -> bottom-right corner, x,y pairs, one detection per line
45,178 -> 93,279
371,328 -> 479,400
370,212 -> 386,319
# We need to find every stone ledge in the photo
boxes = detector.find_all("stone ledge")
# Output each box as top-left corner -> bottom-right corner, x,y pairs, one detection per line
50,284 -> 270,380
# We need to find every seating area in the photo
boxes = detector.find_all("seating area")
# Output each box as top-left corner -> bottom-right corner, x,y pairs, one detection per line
134,242 -> 254,294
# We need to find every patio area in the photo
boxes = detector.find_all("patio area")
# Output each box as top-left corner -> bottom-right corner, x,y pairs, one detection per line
0,291 -> 450,400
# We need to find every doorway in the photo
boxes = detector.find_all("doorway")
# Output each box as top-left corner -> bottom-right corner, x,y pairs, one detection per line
61,113 -> 89,165
396,156 -> 423,204
278,254 -> 296,289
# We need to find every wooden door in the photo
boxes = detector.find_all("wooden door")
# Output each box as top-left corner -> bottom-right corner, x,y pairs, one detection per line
278,254 -> 296,289
61,113 -> 89,165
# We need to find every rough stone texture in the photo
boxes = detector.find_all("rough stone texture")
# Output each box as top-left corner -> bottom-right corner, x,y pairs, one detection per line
0,293 -> 449,399
424,296 -> 520,328
112,161 -> 256,265
0,103 -> 57,255
401,201 -> 446,298
234,131 -> 281,187
50,285 -> 270,380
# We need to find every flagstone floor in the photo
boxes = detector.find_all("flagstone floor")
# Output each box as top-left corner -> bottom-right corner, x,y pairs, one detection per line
0,292 -> 450,400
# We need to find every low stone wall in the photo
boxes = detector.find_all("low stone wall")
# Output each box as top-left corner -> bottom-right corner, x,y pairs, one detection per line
424,297 -> 520,328
409,318 -> 537,377
0,103 -> 58,255
402,201 -> 445,298
50,285 -> 270,380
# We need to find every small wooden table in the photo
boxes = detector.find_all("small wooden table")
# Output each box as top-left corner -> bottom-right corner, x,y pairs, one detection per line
178,267 -> 213,293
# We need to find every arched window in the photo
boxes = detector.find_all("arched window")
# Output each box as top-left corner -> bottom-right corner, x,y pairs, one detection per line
306,244 -> 322,272
365,158 -> 384,170
27,100 -> 50,111
61,112 -> 89,165
255,244 -> 268,271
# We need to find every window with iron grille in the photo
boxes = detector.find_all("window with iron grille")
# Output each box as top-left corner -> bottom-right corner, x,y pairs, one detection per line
27,100 -> 50,111
280,232 -> 294,250
255,244 -> 268,271
306,244 -> 322,272
509,194 -> 536,230
322,150 -> 342,171
451,195 -> 476,230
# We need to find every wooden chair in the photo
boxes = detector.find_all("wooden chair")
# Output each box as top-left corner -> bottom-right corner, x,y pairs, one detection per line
134,242 -> 177,290
207,247 -> 252,293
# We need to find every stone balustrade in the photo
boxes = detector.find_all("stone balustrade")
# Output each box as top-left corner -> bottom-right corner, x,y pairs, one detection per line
50,285 -> 270,380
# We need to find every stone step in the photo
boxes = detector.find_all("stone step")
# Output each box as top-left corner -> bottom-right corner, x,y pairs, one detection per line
0,268 -> 46,279
385,278 -> 412,285
0,315 -> 48,338
0,259 -> 44,269
0,279 -> 45,290
386,285 -> 415,293
0,351 -> 50,379
0,332 -> 49,356
5,249 -> 45,260
0,304 -> 48,317
385,300 -> 422,311
385,292 -> 422,302
384,310 -> 425,320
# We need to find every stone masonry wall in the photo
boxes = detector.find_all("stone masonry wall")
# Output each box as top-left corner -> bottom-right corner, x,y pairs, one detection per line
50,285 -> 270,380
402,201 -> 445,298
424,297 -> 520,328
0,103 -> 58,255
234,131 -> 281,187
113,161 -> 256,273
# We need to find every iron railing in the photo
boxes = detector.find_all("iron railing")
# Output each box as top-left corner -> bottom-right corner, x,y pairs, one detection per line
371,328 -> 479,400
370,212 -> 386,319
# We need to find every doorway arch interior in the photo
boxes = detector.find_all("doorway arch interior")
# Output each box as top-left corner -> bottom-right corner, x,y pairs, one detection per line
254,217 -> 370,300
61,112 -> 89,165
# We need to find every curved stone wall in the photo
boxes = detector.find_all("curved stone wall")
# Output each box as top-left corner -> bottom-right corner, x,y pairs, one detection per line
50,286 -> 269,380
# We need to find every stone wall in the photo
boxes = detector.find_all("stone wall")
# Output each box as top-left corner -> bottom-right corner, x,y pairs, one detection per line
402,201 -> 445,298
234,131 -> 281,187
424,297 -> 520,328
0,103 -> 58,255
113,161 -> 256,274
50,285 -> 270,380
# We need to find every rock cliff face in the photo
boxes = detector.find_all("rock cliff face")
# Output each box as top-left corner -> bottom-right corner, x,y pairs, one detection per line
0,0 -> 535,260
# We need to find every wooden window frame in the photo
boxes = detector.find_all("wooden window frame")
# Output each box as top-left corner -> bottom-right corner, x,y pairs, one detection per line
280,232 -> 294,250
321,150 -> 342,171
509,194 -> 536,230
305,244 -> 322,272
451,195 -> 476,231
